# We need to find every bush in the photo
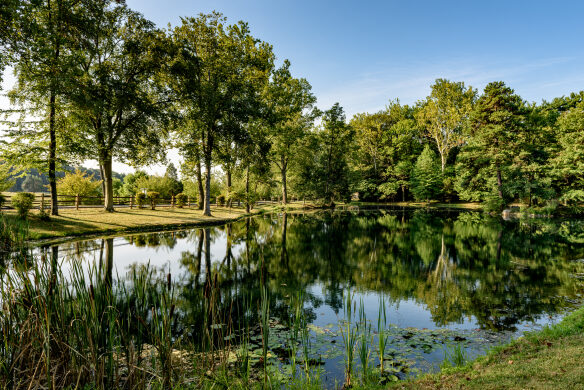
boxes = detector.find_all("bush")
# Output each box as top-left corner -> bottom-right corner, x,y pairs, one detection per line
11,193 -> 36,219
0,193 -> 6,210
216,194 -> 225,206
135,193 -> 147,209
147,191 -> 160,210
175,193 -> 187,208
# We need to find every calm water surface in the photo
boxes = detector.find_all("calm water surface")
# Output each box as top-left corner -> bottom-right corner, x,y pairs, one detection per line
40,208 -> 584,385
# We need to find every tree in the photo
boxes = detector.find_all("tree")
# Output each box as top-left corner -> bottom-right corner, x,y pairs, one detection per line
21,175 -> 45,193
57,169 -> 101,197
551,102 -> 584,203
410,145 -> 442,201
455,82 -> 525,208
169,12 -> 273,216
164,163 -> 183,196
67,2 -> 171,212
264,60 -> 317,204
297,103 -> 354,204
416,79 -> 476,172
2,0 -> 84,215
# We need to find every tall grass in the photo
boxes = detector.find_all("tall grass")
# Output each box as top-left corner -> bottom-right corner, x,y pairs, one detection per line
339,290 -> 358,388
377,294 -> 389,375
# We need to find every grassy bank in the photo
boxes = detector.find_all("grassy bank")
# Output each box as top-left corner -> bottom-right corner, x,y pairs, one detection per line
390,306 -> 584,389
3,202 -> 314,241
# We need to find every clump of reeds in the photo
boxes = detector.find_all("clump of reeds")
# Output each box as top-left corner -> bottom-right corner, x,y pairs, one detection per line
339,290 -> 358,388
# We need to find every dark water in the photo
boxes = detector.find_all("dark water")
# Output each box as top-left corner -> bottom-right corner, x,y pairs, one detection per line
41,208 -> 584,384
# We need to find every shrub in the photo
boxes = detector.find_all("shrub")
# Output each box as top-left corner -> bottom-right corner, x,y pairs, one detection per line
11,193 -> 36,219
135,193 -> 147,209
0,193 -> 6,210
175,193 -> 187,208
216,194 -> 225,206
147,191 -> 160,210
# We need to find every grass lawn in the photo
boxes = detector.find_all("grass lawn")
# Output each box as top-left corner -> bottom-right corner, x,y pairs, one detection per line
354,201 -> 483,210
5,202 -> 312,241
390,306 -> 584,390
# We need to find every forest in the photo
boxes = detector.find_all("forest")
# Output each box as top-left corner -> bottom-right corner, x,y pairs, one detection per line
1,0 -> 584,216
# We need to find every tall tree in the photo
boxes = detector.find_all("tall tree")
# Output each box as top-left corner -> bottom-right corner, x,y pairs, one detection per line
410,144 -> 442,201
264,60 -> 316,204
297,103 -> 354,204
416,79 -> 476,172
455,81 -> 524,208
2,0 -> 82,215
68,1 -> 170,211
169,13 -> 273,216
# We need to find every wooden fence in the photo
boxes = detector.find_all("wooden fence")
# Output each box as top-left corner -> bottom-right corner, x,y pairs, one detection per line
2,193 -> 306,211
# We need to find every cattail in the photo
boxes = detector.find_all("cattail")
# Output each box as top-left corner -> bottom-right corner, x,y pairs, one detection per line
167,273 -> 172,291
170,304 -> 175,319
89,284 -> 95,301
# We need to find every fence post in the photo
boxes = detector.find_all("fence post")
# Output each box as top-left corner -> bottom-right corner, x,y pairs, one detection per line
40,193 -> 45,212
188,196 -> 191,208
130,196 -> 133,209
75,194 -> 80,210
171,195 -> 175,208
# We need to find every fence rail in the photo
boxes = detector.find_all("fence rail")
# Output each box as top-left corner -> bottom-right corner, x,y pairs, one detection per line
2,193 -> 307,211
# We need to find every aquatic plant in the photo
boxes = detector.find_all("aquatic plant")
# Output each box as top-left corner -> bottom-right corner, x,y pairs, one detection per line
339,290 -> 358,388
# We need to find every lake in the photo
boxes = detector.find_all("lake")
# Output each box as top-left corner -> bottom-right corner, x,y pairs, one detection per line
38,207 -> 584,386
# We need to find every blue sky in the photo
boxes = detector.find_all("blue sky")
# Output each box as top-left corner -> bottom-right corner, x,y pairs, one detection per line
128,0 -> 584,116
3,0 -> 584,174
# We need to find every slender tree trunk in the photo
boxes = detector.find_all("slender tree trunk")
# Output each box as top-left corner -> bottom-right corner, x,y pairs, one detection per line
226,168 -> 232,208
245,166 -> 250,213
440,152 -> 446,173
203,153 -> 212,216
102,155 -> 114,212
48,91 -> 59,215
196,158 -> 204,210
281,157 -> 287,205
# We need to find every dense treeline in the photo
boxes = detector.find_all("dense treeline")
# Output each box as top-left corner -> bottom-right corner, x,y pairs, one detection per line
1,1 -> 583,215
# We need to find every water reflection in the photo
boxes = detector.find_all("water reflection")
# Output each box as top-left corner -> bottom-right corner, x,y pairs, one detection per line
47,209 -> 584,334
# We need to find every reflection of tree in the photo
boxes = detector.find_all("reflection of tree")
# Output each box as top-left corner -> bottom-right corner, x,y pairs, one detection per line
55,210 -> 584,337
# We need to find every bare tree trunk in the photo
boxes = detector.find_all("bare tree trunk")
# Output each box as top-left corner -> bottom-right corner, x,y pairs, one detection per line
48,90 -> 59,215
203,154 -> 212,216
226,168 -> 232,208
196,158 -> 204,210
245,166 -> 250,213
281,157 -> 287,205
102,155 -> 114,212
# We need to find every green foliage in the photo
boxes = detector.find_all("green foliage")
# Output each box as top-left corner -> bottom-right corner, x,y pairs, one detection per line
57,169 -> 101,197
120,171 -> 148,196
455,82 -> 525,208
296,103 -> 354,204
135,192 -> 147,209
147,191 -> 160,210
416,79 -> 476,172
175,193 -> 187,208
134,175 -> 182,200
411,145 -> 442,201
216,194 -> 226,206
11,192 -> 35,219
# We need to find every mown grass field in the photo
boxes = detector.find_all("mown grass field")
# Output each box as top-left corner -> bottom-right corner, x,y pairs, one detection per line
3,202 -> 314,241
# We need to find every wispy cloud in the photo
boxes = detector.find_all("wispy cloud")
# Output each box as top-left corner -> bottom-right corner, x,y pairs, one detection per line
316,56 -> 582,117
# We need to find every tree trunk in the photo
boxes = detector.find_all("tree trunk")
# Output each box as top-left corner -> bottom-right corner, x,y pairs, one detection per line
203,154 -> 212,216
281,213 -> 288,265
281,157 -> 288,205
102,155 -> 115,212
245,166 -> 250,213
48,90 -> 59,215
226,168 -> 232,208
440,152 -> 446,173
196,158 -> 204,210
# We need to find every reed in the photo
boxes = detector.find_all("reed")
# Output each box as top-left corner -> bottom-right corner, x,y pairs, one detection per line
377,294 -> 389,375
357,298 -> 372,385
339,290 -> 358,388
